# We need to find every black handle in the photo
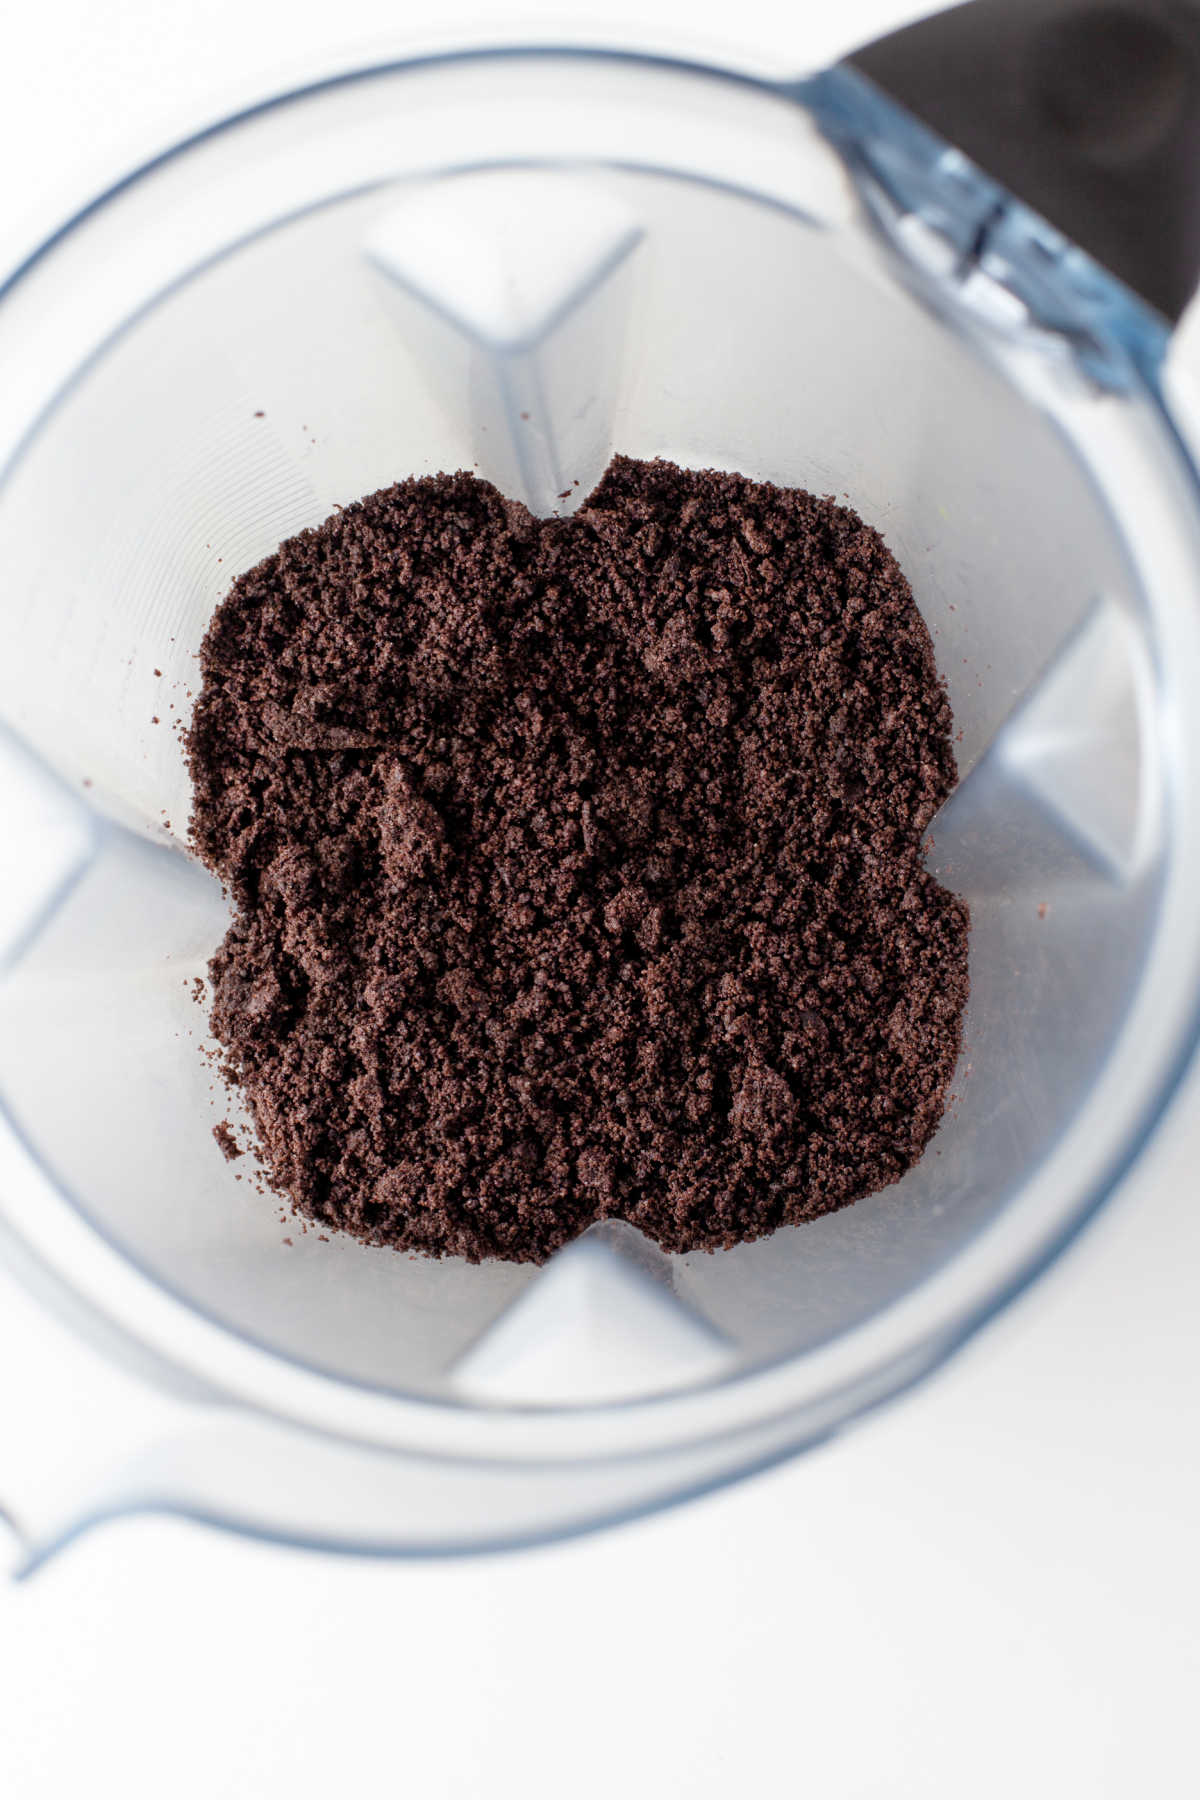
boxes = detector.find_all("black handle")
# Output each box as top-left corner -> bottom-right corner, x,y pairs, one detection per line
847,0 -> 1200,322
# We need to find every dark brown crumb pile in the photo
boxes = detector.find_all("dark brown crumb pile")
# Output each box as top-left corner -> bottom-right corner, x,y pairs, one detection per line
186,456 -> 968,1262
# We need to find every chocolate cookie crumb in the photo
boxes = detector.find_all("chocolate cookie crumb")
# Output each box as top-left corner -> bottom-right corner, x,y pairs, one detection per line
213,1121 -> 242,1161
187,456 -> 968,1262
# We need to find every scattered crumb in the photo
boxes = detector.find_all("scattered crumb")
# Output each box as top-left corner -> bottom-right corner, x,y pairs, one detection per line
1037,902 -> 1049,920
254,410 -> 265,418
213,1121 -> 243,1161
519,411 -> 530,420
82,778 -> 93,789
151,715 -> 159,725
282,1236 -> 293,1246
557,489 -> 572,500
153,667 -> 162,677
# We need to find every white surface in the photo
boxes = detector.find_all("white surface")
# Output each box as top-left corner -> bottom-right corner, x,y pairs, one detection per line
1,2 -> 1198,1795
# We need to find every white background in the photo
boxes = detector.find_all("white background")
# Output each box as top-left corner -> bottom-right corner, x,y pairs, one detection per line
1,3 -> 1199,1795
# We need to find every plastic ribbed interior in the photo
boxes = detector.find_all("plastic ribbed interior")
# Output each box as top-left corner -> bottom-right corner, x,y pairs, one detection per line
0,164 -> 1162,1404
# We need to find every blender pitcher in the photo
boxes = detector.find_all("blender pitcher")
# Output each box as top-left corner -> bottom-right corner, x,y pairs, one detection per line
3,0 -> 1200,1567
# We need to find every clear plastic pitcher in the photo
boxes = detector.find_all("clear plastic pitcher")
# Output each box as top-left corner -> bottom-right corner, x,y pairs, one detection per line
2,38 -> 1200,1566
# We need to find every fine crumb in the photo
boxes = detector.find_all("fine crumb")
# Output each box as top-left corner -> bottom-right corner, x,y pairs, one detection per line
212,1121 -> 243,1161
185,456 -> 969,1263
